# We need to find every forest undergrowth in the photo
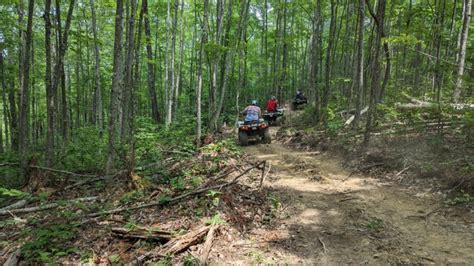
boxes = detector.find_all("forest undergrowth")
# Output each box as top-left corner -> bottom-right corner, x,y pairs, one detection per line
0,118 -> 277,264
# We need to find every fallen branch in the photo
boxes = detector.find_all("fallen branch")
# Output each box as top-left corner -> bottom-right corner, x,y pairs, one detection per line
395,165 -> 412,177
63,176 -> 105,191
111,226 -> 172,241
200,225 -> 219,264
0,196 -> 98,216
0,162 -> 99,179
0,162 -> 19,168
0,199 -> 28,212
203,166 -> 237,185
87,162 -> 265,217
318,237 -> 328,253
30,165 -> 98,178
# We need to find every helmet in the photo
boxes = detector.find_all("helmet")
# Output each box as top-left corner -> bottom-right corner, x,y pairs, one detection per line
271,96 -> 276,100
251,100 -> 258,105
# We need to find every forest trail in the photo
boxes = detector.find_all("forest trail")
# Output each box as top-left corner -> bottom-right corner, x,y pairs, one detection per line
232,127 -> 474,264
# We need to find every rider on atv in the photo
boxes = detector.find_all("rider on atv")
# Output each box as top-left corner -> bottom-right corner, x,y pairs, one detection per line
242,100 -> 262,123
266,96 -> 278,112
295,90 -> 306,101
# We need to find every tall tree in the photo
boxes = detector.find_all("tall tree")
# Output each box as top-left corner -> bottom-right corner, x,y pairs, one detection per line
353,0 -> 365,128
173,0 -> 185,120
195,0 -> 209,147
0,51 -> 9,150
18,0 -> 35,170
322,0 -> 338,123
106,0 -> 125,176
143,0 -> 161,123
121,0 -> 137,142
90,0 -> 104,132
53,0 -> 76,141
44,0 -> 55,167
453,0 -> 471,102
364,0 -> 386,142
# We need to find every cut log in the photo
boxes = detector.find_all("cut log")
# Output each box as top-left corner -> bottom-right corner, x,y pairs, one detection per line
200,225 -> 218,265
161,226 -> 210,255
344,106 -> 368,126
111,226 -> 172,241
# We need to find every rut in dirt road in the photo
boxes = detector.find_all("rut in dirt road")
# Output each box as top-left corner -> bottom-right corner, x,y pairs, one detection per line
239,128 -> 474,264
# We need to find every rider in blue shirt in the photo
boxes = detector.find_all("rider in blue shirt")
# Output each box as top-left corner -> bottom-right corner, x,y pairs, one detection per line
242,100 -> 262,122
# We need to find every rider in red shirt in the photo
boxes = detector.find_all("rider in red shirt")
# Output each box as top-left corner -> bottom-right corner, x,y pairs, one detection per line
266,96 -> 278,112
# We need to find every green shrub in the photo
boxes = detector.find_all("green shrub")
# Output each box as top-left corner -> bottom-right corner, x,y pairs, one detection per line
21,222 -> 79,262
60,127 -> 106,173
0,151 -> 21,188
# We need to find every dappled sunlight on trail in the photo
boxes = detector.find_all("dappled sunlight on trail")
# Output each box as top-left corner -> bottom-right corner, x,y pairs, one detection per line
230,127 -> 474,264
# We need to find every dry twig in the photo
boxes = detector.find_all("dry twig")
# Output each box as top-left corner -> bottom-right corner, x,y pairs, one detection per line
111,226 -> 172,241
318,237 -> 328,253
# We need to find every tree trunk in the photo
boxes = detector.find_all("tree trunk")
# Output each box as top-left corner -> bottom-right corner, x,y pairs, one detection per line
364,0 -> 386,143
0,50 -> 10,150
52,0 -> 75,143
44,0 -> 55,167
323,0 -> 338,123
453,0 -> 471,102
121,0 -> 137,143
166,0 -> 178,127
207,0 -> 226,130
195,0 -> 209,147
9,80 -> 18,151
142,0 -> 160,123
89,0 -> 104,133
173,0 -> 185,121
353,0 -> 365,129
18,0 -> 34,171
279,0 -> 289,101
106,0 -> 125,176
209,0 -> 251,131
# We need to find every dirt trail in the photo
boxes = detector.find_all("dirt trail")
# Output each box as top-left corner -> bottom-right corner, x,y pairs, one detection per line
230,127 -> 473,264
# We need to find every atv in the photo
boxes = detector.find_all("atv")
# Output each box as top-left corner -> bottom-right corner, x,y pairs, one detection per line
291,97 -> 307,111
237,118 -> 271,146
263,108 -> 284,126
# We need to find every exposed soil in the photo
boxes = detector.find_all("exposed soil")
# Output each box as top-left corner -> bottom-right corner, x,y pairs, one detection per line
221,127 -> 474,264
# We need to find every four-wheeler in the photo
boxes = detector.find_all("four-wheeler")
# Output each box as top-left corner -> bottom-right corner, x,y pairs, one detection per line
263,107 -> 285,126
237,118 -> 271,146
291,97 -> 308,110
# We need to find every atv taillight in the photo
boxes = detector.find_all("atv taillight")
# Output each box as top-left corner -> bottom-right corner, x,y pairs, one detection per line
242,125 -> 250,130
259,124 -> 268,129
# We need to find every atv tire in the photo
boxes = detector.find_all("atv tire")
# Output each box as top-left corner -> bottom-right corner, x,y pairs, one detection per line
238,131 -> 249,146
262,129 -> 272,144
